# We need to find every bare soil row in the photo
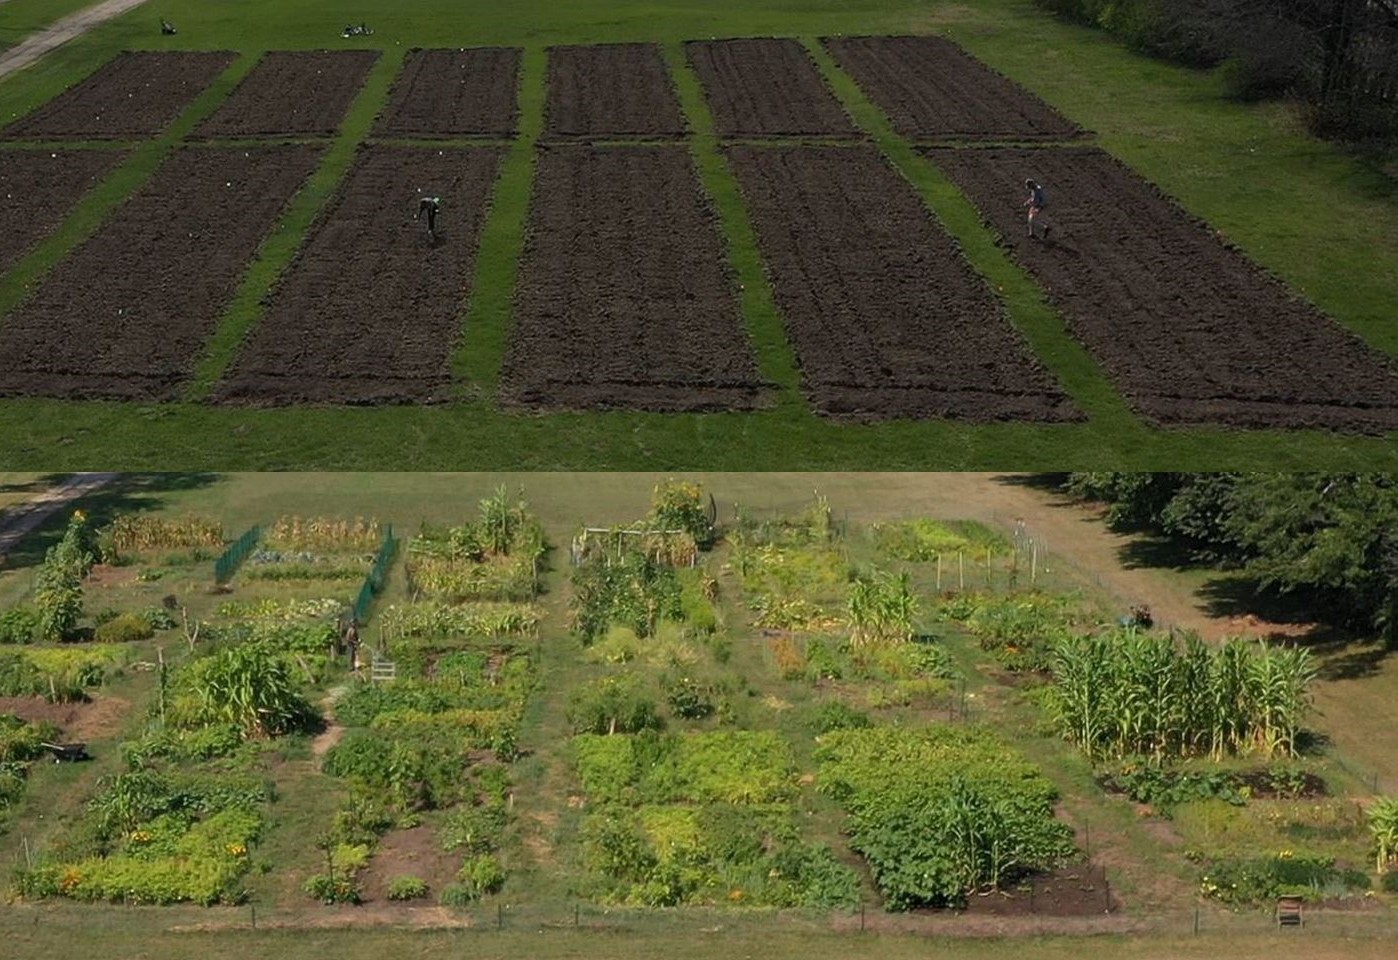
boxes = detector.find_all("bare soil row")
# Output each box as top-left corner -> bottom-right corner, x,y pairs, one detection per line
194,50 -> 379,138
0,145 -> 323,400
823,36 -> 1084,141
217,145 -> 505,405
727,144 -> 1080,422
925,146 -> 1398,432
500,145 -> 768,411
685,38 -> 860,138
1,51 -> 235,140
0,148 -> 127,274
372,47 -> 522,138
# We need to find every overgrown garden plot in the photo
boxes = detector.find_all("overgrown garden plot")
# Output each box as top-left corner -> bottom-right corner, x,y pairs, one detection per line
822,36 -> 1083,141
684,38 -> 860,139
725,145 -> 1079,422
372,47 -> 522,139
500,145 -> 768,412
925,146 -> 1398,432
0,145 -> 322,401
0,149 -> 126,274
0,51 -> 235,140
542,43 -> 686,139
193,50 -> 379,139
216,146 -> 504,405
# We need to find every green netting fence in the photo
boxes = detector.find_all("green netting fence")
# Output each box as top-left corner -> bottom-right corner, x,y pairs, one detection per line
213,525 -> 261,584
352,525 -> 398,624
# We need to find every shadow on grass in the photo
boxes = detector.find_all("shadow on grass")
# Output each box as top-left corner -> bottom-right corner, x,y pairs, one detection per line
1,472 -> 222,570
1116,535 -> 1210,572
0,473 -> 68,496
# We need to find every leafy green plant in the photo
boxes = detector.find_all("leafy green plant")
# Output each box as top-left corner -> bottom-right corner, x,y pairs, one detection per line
567,674 -> 661,735
94,612 -> 154,644
0,608 -> 38,646
457,854 -> 505,898
387,874 -> 429,900
816,725 -> 1073,909
647,480 -> 714,548
304,872 -> 361,904
439,803 -> 506,854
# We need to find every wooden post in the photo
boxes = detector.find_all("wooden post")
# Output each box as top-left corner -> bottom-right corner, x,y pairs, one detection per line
936,554 -> 942,591
1193,907 -> 1200,934
958,551 -> 964,590
1031,543 -> 1038,582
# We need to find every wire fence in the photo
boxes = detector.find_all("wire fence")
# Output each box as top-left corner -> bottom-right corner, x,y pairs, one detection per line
211,524 -> 260,585
352,525 -> 397,624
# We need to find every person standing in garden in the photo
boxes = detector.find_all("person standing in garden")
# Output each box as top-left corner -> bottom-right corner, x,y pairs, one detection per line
1023,178 -> 1049,240
415,195 -> 441,239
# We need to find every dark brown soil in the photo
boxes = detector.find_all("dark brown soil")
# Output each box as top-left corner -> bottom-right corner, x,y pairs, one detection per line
955,863 -> 1118,917
822,36 -> 1083,141
0,51 -> 236,140
543,43 -> 686,140
216,145 -> 504,405
0,148 -> 126,273
357,825 -> 462,903
0,694 -> 131,741
725,145 -> 1080,421
373,47 -> 522,138
925,146 -> 1398,432
685,38 -> 860,138
500,145 -> 768,411
194,50 -> 379,138
0,145 -> 324,400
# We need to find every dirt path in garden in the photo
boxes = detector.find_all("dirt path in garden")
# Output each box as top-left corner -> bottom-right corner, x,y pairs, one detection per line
0,0 -> 151,82
311,685 -> 349,757
0,472 -> 117,564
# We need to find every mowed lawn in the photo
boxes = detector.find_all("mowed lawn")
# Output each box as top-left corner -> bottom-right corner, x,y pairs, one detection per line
0,0 -> 1395,469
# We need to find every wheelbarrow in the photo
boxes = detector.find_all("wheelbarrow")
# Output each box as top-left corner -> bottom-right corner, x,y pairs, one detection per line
39,741 -> 90,762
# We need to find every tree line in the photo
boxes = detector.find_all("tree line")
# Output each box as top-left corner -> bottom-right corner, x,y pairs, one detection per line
1062,473 -> 1398,646
1036,0 -> 1398,142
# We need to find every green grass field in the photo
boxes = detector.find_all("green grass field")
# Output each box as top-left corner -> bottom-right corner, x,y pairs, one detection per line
0,0 -> 1395,469
1,472 -> 1396,959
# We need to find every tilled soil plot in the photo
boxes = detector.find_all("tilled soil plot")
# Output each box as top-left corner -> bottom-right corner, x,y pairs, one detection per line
373,47 -> 522,138
0,148 -> 126,274
0,145 -> 323,400
726,145 -> 1078,422
501,145 -> 767,411
685,38 -> 860,138
543,43 -> 686,139
216,145 -> 504,405
822,36 -> 1082,141
925,146 -> 1398,432
0,50 -> 236,140
194,50 -> 379,138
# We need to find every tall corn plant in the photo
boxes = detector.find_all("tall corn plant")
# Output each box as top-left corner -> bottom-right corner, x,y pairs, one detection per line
1046,629 -> 1315,763
848,571 -> 916,647
1370,797 -> 1398,873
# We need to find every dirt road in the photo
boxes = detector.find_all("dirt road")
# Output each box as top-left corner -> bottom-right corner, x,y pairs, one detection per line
0,0 -> 150,82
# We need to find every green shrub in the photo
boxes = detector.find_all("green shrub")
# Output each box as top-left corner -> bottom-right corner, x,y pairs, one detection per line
807,701 -> 873,734
439,803 -> 506,854
304,873 -> 361,904
664,676 -> 715,720
0,608 -> 39,645
387,874 -> 429,900
573,731 -> 796,806
94,612 -> 154,644
1200,854 -> 1366,904
1382,871 -> 1398,894
567,674 -> 661,735
457,854 -> 505,898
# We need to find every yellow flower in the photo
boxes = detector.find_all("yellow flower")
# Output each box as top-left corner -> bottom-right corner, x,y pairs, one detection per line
227,843 -> 248,857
